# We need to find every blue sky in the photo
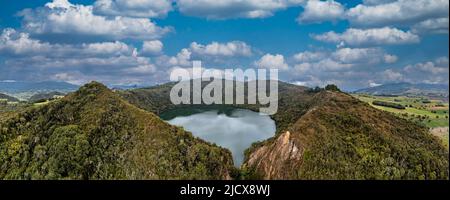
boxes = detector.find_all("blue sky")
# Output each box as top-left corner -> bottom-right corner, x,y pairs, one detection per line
0,0 -> 448,90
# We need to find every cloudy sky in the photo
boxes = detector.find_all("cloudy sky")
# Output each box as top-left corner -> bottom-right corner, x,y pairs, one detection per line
0,0 -> 448,90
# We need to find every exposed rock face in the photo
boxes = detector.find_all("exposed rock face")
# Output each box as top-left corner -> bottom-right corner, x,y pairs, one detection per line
245,131 -> 303,179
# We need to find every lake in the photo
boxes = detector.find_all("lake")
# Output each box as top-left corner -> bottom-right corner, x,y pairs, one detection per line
161,107 -> 276,166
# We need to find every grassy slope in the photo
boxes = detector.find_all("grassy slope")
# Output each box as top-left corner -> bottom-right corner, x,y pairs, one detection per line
0,82 -> 233,180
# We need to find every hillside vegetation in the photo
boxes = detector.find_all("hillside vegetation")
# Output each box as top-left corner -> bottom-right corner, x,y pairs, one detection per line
243,91 -> 448,180
121,81 -> 448,180
0,82 -> 233,180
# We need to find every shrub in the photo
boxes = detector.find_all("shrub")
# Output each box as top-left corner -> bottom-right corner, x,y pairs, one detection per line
372,101 -> 405,109
325,84 -> 341,92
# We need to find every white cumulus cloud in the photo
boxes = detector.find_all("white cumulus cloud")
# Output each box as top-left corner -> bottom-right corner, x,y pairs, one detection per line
297,0 -> 345,24
93,0 -> 173,18
19,0 -> 171,40
189,41 -> 252,57
0,28 -> 134,57
332,48 -> 396,64
177,0 -> 304,19
141,40 -> 164,55
255,54 -> 289,70
293,51 -> 327,62
411,17 -> 449,34
404,57 -> 449,75
313,27 -> 420,46
346,0 -> 449,27
290,47 -> 398,79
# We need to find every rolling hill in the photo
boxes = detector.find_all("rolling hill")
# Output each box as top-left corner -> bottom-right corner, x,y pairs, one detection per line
0,82 -> 233,180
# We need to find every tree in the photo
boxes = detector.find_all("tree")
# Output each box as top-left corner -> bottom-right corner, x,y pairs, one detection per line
307,87 -> 323,93
44,125 -> 90,179
0,99 -> 7,105
325,84 -> 341,92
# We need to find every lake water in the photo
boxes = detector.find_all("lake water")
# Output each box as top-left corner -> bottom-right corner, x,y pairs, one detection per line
162,108 -> 276,166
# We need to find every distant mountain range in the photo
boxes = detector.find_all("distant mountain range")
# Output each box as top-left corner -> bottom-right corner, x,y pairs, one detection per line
109,84 -> 142,90
0,81 -> 79,93
0,81 -> 79,100
354,83 -> 449,97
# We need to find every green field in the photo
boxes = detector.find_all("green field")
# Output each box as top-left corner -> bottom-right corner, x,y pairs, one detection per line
354,94 -> 449,148
354,94 -> 449,127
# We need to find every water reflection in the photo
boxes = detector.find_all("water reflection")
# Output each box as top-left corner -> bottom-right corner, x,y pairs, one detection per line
165,109 -> 276,166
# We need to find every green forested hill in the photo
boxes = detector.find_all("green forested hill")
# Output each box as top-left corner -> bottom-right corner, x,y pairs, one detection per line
243,91 -> 449,180
0,82 -> 233,180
